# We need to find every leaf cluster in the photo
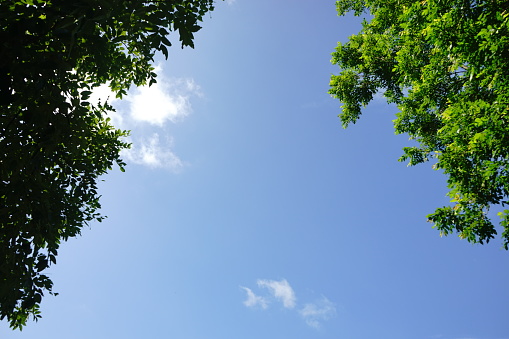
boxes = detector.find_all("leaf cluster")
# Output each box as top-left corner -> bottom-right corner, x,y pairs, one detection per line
0,0 -> 215,329
329,0 -> 509,248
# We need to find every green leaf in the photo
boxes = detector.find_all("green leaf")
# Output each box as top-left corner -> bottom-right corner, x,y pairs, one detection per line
331,0 -> 509,248
0,0 -> 216,329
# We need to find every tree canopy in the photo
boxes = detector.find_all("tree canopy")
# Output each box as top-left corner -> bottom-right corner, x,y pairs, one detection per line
329,0 -> 509,248
0,0 -> 215,329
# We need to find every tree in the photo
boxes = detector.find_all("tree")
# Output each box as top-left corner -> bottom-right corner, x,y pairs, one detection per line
0,0 -> 215,329
329,0 -> 509,248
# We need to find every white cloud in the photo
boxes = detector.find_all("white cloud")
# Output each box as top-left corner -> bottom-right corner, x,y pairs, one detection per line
122,133 -> 184,171
299,297 -> 336,329
241,287 -> 268,309
89,66 -> 201,171
89,83 -> 117,105
128,77 -> 198,126
257,279 -> 296,309
89,83 -> 125,127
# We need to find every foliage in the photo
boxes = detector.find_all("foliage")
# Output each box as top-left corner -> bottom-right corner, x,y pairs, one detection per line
0,0 -> 215,329
329,0 -> 509,248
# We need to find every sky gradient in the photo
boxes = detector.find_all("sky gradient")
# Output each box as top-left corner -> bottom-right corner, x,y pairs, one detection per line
1,1 -> 508,338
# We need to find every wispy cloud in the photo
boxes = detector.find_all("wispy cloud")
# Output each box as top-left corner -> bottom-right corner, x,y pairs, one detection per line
241,278 -> 336,329
122,133 -> 184,171
241,287 -> 268,309
257,279 -> 296,309
299,297 -> 336,329
90,65 -> 200,171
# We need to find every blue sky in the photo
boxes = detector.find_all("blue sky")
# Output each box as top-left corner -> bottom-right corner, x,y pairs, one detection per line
2,1 -> 509,338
